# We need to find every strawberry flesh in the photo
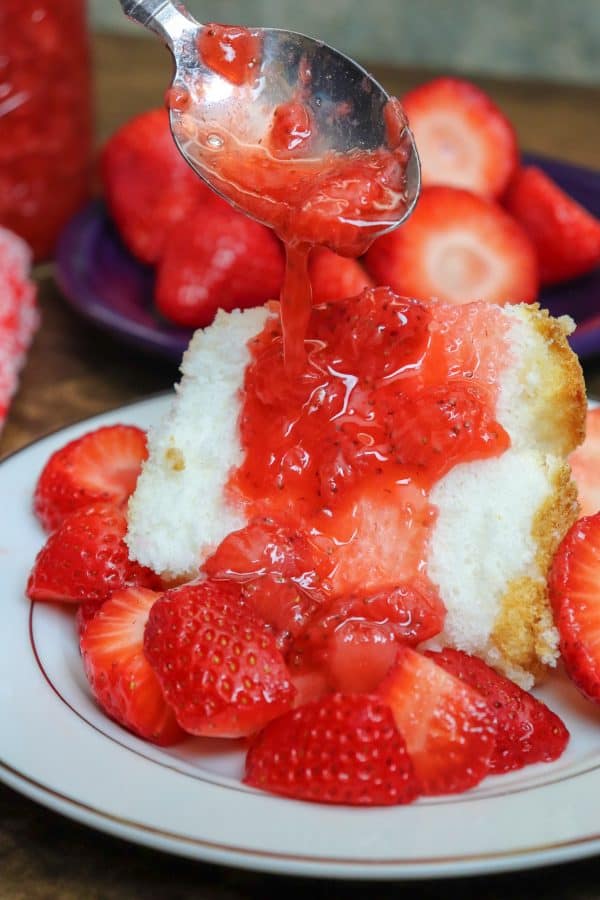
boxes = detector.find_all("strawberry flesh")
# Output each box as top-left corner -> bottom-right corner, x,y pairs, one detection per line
401,77 -> 519,199
245,692 -> 420,805
364,186 -> 539,306
27,504 -> 161,605
425,648 -> 569,772
34,424 -> 148,533
144,580 -> 296,737
378,646 -> 497,795
80,586 -> 183,745
504,166 -> 600,285
549,513 -> 600,704
569,408 -> 600,517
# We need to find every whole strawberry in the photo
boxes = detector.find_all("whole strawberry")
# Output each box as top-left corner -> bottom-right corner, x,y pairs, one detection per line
101,107 -> 213,264
34,424 -> 148,533
80,586 -> 183,745
245,692 -> 420,806
27,504 -> 161,605
144,580 -> 296,737
155,203 -> 285,328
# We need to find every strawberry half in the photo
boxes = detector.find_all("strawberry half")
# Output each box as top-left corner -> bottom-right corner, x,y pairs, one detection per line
401,77 -> 519,199
309,247 -> 373,304
504,166 -> 600,284
27,505 -> 161,605
101,107 -> 213,264
364,186 -> 539,306
425,649 -> 569,773
155,203 -> 285,328
549,513 -> 600,704
34,424 -> 148,533
80,586 -> 183,745
378,646 -> 497,795
244,692 -> 420,806
569,407 -> 600,517
144,580 -> 296,737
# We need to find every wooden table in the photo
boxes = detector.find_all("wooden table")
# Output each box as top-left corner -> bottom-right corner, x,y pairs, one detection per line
1,35 -> 599,899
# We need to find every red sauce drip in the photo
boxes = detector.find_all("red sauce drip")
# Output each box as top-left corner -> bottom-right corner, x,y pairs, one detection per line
198,24 -> 262,86
0,1 -> 92,259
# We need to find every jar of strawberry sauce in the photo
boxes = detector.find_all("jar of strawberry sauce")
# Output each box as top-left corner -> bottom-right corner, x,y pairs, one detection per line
0,1 -> 92,260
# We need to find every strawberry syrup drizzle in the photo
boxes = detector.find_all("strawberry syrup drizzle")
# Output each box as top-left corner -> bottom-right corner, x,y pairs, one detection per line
208,293 -> 511,684
179,31 -> 414,366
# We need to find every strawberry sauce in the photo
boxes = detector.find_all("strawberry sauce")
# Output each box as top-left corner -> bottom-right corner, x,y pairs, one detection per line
192,28 -> 510,693
198,24 -> 262,86
179,34 -> 414,365
207,293 -> 511,688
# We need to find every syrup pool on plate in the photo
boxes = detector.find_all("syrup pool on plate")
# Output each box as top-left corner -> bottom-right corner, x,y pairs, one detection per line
167,24 -> 415,368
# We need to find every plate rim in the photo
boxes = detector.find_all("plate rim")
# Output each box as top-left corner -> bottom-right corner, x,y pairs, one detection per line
2,396 -> 600,881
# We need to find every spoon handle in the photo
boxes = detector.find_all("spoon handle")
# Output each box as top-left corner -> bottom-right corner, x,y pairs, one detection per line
119,0 -> 198,46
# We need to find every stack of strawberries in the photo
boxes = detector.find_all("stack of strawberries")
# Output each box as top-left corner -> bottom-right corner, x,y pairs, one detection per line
101,77 -> 600,330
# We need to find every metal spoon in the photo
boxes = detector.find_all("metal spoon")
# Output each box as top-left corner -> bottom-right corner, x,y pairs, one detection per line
118,0 -> 420,241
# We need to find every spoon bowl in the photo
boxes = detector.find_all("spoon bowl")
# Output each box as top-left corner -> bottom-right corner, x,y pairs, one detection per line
119,0 -> 420,241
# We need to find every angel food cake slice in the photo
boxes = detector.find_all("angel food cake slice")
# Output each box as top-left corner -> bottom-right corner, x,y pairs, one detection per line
127,289 -> 585,688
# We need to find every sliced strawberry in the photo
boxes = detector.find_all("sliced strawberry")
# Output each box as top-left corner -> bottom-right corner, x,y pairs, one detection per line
402,77 -> 519,199
101,107 -> 213,263
155,203 -> 285,328
378,646 -> 497,795
364,186 -> 539,306
569,408 -> 600,517
34,424 -> 148,533
144,580 -> 296,737
80,586 -> 183,745
27,505 -> 161,605
504,166 -> 600,284
309,247 -> 373,304
549,513 -> 600,704
244,692 -> 420,805
203,520 -> 329,647
289,580 -> 446,693
425,649 -> 569,773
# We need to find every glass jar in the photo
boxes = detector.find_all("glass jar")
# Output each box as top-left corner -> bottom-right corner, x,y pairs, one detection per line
0,0 -> 92,260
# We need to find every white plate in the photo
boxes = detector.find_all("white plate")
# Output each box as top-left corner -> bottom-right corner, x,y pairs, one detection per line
2,394 -> 600,880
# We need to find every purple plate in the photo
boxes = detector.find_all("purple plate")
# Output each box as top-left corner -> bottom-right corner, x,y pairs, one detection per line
55,153 -> 600,362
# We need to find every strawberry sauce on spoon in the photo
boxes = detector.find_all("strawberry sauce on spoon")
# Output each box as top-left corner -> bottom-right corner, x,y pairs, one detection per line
118,1 -> 420,368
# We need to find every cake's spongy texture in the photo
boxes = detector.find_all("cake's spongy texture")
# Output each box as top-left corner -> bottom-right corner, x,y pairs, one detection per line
126,300 -> 586,687
126,306 -> 271,579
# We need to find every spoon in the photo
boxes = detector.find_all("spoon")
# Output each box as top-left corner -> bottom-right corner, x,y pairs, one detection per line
118,0 -> 420,245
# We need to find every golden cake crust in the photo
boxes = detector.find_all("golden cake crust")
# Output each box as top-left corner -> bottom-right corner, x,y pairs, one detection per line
489,304 -> 585,684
